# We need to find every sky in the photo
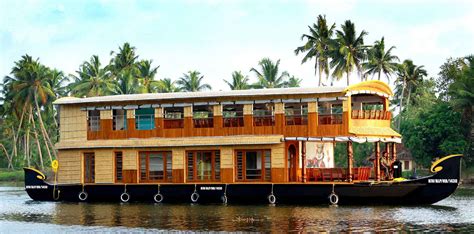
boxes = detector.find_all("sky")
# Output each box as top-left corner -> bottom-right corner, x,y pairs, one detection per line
1,0 -> 473,91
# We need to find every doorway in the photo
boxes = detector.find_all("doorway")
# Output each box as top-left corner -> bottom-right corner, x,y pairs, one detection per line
287,144 -> 298,182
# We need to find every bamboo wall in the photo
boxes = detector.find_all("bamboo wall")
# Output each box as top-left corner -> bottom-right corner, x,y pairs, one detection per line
56,142 -> 286,184
59,105 -> 87,141
57,150 -> 82,184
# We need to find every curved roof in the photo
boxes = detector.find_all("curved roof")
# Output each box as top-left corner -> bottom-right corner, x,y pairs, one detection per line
345,80 -> 393,97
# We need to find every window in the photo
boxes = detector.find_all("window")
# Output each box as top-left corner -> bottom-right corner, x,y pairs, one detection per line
164,107 -> 184,129
223,104 -> 244,127
253,103 -> 274,126
115,152 -> 123,182
87,110 -> 100,131
84,152 -> 95,183
193,105 -> 213,128
135,108 -> 155,130
318,101 -> 343,125
113,109 -> 127,130
285,103 -> 308,125
404,160 -> 410,170
139,151 -> 172,182
187,150 -> 220,181
235,149 -> 271,181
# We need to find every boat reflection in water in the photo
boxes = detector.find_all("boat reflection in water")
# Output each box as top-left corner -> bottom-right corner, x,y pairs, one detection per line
49,200 -> 470,232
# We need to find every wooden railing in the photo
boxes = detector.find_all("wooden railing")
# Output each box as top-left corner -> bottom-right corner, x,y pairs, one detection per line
164,119 -> 184,129
223,117 -> 244,127
193,118 -> 214,128
306,167 -> 371,181
351,110 -> 391,120
285,115 -> 308,125
318,114 -> 343,125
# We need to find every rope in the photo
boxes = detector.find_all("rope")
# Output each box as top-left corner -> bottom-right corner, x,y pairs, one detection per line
52,170 -> 60,200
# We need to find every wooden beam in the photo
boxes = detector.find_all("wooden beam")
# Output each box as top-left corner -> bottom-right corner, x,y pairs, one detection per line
375,141 -> 380,181
347,141 -> 353,182
302,141 -> 306,183
392,142 -> 397,162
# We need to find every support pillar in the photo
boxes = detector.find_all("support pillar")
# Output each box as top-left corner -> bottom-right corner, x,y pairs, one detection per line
375,141 -> 381,182
347,141 -> 353,182
391,143 -> 397,162
302,141 -> 306,183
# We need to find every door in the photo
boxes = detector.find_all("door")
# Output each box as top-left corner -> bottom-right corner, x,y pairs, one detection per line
287,144 -> 298,182
84,152 -> 95,183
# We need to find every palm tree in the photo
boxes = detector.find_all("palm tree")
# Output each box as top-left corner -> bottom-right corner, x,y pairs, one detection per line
285,75 -> 302,87
329,20 -> 368,86
3,55 -> 57,166
363,37 -> 399,82
395,59 -> 427,129
109,42 -> 141,94
69,55 -> 116,97
295,14 -> 335,86
137,60 -> 160,93
448,55 -> 474,163
250,58 -> 289,89
223,71 -> 250,90
157,78 -> 180,93
109,42 -> 139,75
177,71 -> 211,92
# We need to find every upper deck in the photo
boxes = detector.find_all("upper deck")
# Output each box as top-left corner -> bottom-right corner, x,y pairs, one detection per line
54,81 -> 400,149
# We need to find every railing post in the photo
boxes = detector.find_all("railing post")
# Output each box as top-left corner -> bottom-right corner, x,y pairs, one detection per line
347,141 -> 353,182
375,141 -> 381,182
302,141 -> 306,183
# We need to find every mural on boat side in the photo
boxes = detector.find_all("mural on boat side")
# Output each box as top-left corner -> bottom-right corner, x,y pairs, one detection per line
305,142 -> 334,168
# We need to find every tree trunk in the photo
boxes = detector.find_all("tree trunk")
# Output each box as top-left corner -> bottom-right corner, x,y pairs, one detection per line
11,101 -> 29,166
397,81 -> 406,130
34,92 -> 57,158
32,103 -> 54,165
0,143 -> 13,170
31,112 -> 45,169
346,72 -> 350,86
406,86 -> 412,112
318,63 -> 322,86
378,71 -> 381,80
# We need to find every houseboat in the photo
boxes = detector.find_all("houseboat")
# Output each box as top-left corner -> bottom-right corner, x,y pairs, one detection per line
24,81 -> 462,205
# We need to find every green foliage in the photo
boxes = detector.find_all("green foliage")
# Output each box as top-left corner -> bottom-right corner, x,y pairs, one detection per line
177,71 -> 211,92
329,20 -> 368,85
295,14 -> 335,86
250,58 -> 289,88
224,71 -> 250,90
0,169 -> 24,182
401,102 -> 467,167
362,37 -> 399,82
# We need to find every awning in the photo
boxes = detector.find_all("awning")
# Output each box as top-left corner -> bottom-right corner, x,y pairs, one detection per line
349,126 -> 401,138
284,136 -> 401,143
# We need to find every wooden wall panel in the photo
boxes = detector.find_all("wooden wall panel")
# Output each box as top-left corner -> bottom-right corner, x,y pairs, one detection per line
221,168 -> 234,183
57,150 -> 82,184
122,170 -> 137,183
271,168 -> 286,183
172,148 -> 185,169
94,149 -> 114,183
308,112 -> 317,136
172,169 -> 184,183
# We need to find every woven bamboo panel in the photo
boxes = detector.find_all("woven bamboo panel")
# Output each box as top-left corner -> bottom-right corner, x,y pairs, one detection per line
274,103 -> 284,114
243,104 -> 253,115
60,106 -> 87,141
122,149 -> 137,170
308,102 -> 317,113
171,148 -> 185,169
57,150 -> 81,184
94,149 -> 114,183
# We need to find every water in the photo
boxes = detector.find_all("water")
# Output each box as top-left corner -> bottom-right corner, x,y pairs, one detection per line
0,183 -> 473,232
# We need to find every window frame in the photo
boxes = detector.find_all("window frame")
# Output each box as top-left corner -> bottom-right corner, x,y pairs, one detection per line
235,149 -> 271,182
114,151 -> 123,183
139,151 -> 172,182
135,108 -> 155,130
186,150 -> 221,182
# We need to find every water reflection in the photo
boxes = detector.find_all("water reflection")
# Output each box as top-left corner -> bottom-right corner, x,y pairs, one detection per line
0,186 -> 473,232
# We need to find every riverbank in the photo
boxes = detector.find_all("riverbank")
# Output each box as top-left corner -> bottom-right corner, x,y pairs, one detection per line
0,169 -> 24,182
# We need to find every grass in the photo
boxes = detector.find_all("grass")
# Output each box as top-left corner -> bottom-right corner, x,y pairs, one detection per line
0,169 -> 24,182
